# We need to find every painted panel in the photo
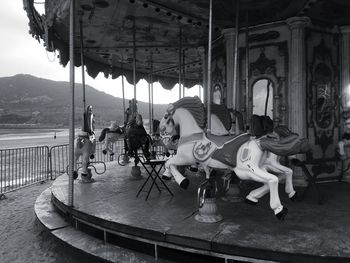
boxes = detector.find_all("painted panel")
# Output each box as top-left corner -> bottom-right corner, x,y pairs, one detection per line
305,29 -> 340,176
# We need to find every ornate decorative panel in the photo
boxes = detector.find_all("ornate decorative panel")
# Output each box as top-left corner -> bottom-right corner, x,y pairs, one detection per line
239,41 -> 288,127
305,30 -> 340,176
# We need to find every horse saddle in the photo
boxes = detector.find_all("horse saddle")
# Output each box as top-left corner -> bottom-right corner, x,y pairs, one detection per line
192,133 -> 250,166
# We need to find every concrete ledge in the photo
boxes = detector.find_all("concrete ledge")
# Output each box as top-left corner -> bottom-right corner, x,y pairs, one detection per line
35,187 -> 168,263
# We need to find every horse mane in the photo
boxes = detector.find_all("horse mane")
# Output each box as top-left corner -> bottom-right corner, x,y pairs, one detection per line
172,96 -> 206,129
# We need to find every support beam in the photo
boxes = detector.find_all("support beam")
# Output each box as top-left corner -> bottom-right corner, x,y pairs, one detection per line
68,0 -> 75,207
286,16 -> 310,186
340,26 -> 350,183
340,26 -> 350,112
286,16 -> 309,138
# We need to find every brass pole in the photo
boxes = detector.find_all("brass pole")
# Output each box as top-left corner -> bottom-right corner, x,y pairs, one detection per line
148,59 -> 153,133
179,27 -> 182,99
121,57 -> 126,123
68,0 -> 75,207
245,11 -> 249,125
79,19 -> 86,112
133,19 -> 137,99
207,0 -> 213,131
233,0 -> 240,110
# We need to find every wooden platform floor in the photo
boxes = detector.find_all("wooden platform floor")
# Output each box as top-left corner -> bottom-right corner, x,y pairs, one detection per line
51,162 -> 350,263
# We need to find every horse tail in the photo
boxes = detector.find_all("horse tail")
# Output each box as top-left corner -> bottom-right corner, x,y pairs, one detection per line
260,136 -> 310,156
99,128 -> 110,142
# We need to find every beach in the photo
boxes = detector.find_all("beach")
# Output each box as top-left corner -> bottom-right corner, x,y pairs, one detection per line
0,128 -> 69,149
0,182 -> 102,263
0,129 -> 100,262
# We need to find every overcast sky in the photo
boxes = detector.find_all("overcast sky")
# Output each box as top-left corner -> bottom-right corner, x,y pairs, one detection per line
0,1 -> 202,104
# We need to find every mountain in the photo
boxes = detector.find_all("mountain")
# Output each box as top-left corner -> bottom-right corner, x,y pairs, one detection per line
0,74 -> 168,127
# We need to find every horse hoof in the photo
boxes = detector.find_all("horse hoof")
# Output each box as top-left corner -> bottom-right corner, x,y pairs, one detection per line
73,171 -> 78,180
90,154 -> 95,159
180,178 -> 190,189
290,191 -> 298,202
161,175 -> 171,181
245,198 -> 258,206
102,150 -> 107,155
275,207 -> 288,221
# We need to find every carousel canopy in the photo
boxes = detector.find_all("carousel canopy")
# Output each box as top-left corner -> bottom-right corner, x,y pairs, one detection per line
24,0 -> 350,89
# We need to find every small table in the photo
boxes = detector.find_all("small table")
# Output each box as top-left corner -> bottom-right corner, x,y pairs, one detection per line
136,159 -> 174,200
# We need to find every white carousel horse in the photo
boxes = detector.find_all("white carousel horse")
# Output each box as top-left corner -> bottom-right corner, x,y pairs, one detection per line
159,97 -> 308,219
73,105 -> 96,183
245,124 -> 305,204
211,112 -> 303,204
99,121 -> 125,157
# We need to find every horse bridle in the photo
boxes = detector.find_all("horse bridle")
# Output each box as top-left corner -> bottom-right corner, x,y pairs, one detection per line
164,111 -> 175,127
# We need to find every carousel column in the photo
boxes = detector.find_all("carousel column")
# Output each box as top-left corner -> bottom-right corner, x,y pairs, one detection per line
286,16 -> 310,185
341,26 -> 350,115
340,26 -> 350,182
222,28 -> 235,109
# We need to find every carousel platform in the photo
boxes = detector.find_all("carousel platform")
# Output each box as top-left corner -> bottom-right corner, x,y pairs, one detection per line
35,161 -> 350,263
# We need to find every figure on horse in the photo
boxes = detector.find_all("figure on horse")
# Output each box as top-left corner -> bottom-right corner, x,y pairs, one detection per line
124,99 -> 152,166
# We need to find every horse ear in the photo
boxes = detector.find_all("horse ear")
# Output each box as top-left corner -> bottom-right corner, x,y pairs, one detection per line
167,104 -> 174,114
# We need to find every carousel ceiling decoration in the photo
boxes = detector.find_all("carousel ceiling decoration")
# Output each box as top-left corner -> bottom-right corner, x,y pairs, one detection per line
24,0 -> 350,89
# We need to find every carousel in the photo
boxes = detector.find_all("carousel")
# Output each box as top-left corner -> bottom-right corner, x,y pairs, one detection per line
25,0 -> 350,262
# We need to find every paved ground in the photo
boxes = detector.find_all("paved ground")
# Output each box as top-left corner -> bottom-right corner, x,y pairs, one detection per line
0,182 -> 103,263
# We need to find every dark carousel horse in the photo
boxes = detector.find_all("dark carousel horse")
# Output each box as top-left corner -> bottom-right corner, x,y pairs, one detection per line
125,113 -> 152,166
149,119 -> 178,158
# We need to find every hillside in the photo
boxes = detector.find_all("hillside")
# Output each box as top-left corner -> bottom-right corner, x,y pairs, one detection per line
0,74 -> 168,127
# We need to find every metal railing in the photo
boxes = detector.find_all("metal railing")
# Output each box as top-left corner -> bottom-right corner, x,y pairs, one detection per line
0,146 -> 49,195
0,140 -> 126,195
0,139 -> 167,196
49,140 -> 125,180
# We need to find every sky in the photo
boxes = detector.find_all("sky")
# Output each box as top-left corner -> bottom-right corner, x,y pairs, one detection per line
0,0 -> 202,104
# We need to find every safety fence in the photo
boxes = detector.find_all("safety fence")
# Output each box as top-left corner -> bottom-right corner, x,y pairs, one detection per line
0,140 -> 124,196
0,146 -> 50,196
